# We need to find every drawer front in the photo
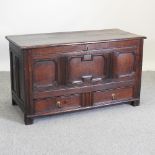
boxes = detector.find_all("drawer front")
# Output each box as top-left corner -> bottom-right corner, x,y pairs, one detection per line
93,87 -> 133,105
34,94 -> 81,114
34,87 -> 133,114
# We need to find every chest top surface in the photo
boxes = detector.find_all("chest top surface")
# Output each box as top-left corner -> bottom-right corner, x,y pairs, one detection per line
6,29 -> 146,49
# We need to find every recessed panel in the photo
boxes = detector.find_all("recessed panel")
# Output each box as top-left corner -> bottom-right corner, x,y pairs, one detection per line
68,55 -> 106,82
113,52 -> 135,78
33,60 -> 56,88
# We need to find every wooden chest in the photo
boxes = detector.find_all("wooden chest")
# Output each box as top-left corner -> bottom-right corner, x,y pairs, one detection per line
6,29 -> 146,125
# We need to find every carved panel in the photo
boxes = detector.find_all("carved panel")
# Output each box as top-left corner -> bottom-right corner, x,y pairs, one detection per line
60,52 -> 109,85
112,50 -> 136,78
33,59 -> 58,90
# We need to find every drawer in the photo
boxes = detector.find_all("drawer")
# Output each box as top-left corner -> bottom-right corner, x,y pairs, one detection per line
34,94 -> 81,114
93,87 -> 133,105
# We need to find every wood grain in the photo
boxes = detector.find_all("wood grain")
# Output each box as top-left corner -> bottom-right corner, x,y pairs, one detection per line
6,29 -> 146,49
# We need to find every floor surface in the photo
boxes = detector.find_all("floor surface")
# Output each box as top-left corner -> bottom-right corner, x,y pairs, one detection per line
0,71 -> 155,155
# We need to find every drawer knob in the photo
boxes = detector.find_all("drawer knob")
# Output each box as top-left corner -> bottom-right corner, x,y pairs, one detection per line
112,93 -> 116,100
56,101 -> 61,108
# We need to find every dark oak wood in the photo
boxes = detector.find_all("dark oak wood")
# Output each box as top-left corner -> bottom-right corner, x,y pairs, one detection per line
6,29 -> 145,49
24,115 -> 34,125
12,99 -> 17,106
130,100 -> 140,106
6,29 -> 146,125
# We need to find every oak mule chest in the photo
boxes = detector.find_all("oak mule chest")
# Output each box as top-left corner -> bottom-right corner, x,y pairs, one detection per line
6,29 -> 146,125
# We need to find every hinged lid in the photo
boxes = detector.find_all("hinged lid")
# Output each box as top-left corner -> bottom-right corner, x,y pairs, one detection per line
6,29 -> 146,49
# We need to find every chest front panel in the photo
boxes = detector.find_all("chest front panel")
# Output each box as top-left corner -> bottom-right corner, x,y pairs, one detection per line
31,40 -> 139,92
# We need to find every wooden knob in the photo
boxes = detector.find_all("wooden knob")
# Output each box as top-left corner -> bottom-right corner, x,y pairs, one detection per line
56,101 -> 61,108
112,93 -> 116,100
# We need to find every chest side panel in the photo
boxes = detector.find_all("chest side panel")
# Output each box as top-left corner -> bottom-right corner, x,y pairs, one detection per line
9,43 -> 25,110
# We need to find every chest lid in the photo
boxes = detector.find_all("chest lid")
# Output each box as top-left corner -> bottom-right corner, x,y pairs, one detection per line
6,29 -> 146,49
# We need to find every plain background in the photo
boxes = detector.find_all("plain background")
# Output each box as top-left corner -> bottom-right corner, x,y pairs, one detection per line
0,0 -> 155,71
